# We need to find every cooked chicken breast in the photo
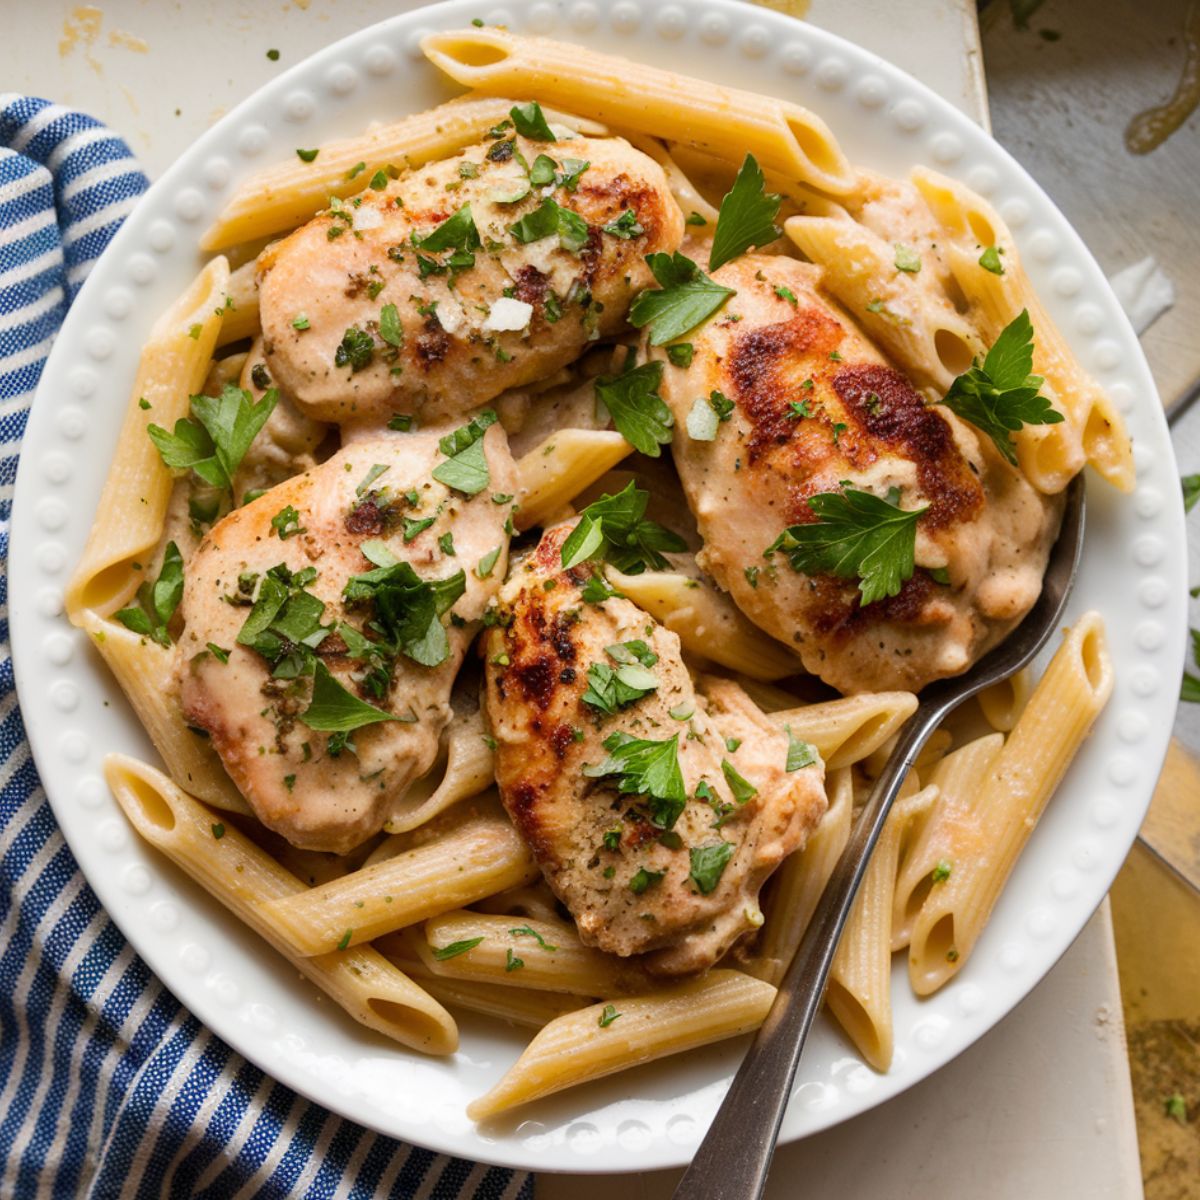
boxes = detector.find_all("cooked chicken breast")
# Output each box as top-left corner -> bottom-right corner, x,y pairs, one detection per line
257,132 -> 683,427
656,255 -> 1061,695
179,420 -> 516,853
483,523 -> 827,976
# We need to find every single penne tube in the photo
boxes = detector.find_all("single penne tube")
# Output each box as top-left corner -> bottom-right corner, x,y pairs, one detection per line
784,213 -> 983,391
103,754 -> 457,1055
420,30 -> 855,195
746,767 -> 853,985
256,802 -> 539,955
66,257 -> 229,620
515,430 -> 634,531
200,96 -> 605,250
467,970 -> 777,1120
770,692 -> 919,770
977,666 -> 1033,733
911,167 -> 1133,494
908,614 -> 1114,994
214,259 -> 261,345
201,350 -> 249,396
608,568 -> 805,682
378,932 -> 589,1028
891,733 -> 1005,952
416,911 -> 654,997
826,785 -> 937,1072
80,613 -> 250,815
382,702 -> 496,833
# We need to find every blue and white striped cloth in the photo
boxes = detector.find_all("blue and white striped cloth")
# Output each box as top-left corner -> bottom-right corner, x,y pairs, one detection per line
0,96 -> 533,1200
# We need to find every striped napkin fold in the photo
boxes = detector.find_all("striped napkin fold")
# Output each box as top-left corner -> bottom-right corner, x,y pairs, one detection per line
0,96 -> 532,1200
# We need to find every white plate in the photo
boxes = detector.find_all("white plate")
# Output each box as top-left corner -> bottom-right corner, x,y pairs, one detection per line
9,0 -> 1188,1173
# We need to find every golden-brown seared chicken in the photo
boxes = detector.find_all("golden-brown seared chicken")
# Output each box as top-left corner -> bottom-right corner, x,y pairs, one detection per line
656,256 -> 1060,695
179,420 -> 516,854
257,132 -> 683,426
483,524 -> 827,976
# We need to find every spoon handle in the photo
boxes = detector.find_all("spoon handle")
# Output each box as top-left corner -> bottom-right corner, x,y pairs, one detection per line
672,699 -> 946,1200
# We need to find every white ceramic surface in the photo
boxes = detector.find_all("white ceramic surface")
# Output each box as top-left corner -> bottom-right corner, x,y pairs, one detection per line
8,0 -> 1187,1172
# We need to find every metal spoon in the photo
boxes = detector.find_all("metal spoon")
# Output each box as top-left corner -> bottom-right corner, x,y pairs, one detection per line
673,475 -> 1086,1200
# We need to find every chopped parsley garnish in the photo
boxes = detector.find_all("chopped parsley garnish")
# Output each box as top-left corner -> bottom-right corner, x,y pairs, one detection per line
686,389 -> 735,441
1183,473 -> 1199,512
744,565 -> 759,589
938,310 -> 1063,466
686,211 -> 708,226
707,154 -> 782,272
508,196 -> 589,252
292,313 -> 311,330
115,541 -> 183,647
784,727 -> 817,771
666,343 -> 694,368
266,48 -> 280,60
629,867 -> 665,894
598,1003 -> 622,1028
689,841 -> 734,894
412,202 -> 481,275
894,244 -> 922,273
581,646 -> 659,715
555,157 -> 589,190
505,948 -> 525,972
767,485 -> 926,606
379,302 -> 403,348
929,566 -> 952,586
560,481 -> 686,574
629,251 -> 735,345
529,153 -> 557,185
334,326 -> 375,373
603,828 -> 622,851
509,925 -> 558,951
432,937 -> 484,961
594,356 -> 674,457
206,643 -> 230,664
978,245 -> 1005,275
148,385 -> 279,499
476,545 -> 502,579
931,859 -> 952,883
299,661 -> 399,732
775,285 -> 798,306
388,413 -> 414,432
432,409 -> 498,495
602,209 -> 644,239
509,100 -> 556,141
581,570 -> 623,605
403,516 -> 435,542
583,731 -> 687,830
346,161 -> 367,180
296,148 -> 318,162
369,168 -> 389,190
270,505 -> 305,540
211,823 -> 225,839
725,736 -> 742,753
236,562 -> 328,679
438,531 -> 456,556
721,758 -> 758,803
1165,1093 -> 1188,1124
786,399 -> 812,420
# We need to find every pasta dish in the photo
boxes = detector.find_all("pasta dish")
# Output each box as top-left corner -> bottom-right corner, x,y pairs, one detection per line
64,28 -> 1127,1121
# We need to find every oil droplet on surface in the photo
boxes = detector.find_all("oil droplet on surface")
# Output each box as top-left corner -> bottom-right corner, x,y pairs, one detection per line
1125,1 -> 1200,154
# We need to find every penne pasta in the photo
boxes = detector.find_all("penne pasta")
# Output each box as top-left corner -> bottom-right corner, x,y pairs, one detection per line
415,910 -> 654,997
104,755 -> 457,1054
256,800 -> 539,956
200,96 -> 607,250
911,168 -> 1133,494
66,257 -> 229,620
746,767 -> 853,985
80,613 -> 249,815
977,666 -> 1033,733
214,259 -> 261,345
514,429 -> 635,531
907,614 -> 1114,994
420,30 -> 855,195
826,785 -> 937,1071
608,568 -> 805,681
770,692 -> 919,770
467,970 -> 777,1120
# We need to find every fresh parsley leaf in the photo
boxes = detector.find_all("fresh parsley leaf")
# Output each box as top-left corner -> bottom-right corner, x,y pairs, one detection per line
581,657 -> 659,714
510,100 -> 556,141
528,153 -> 557,185
581,569 -> 622,604
602,209 -> 644,239
299,661 -> 399,732
707,154 -> 782,272
509,925 -> 558,951
508,196 -> 589,252
605,640 -> 657,666
689,841 -> 734,894
1183,473 -> 1200,513
721,759 -> 758,803
556,157 -> 589,190
784,726 -> 817,771
335,327 -> 375,373
938,310 -> 1062,465
270,505 -> 305,540
775,285 -> 798,306
414,203 -> 481,256
476,545 -> 502,579
598,1003 -> 622,1027
388,413 -> 414,432
667,343 -> 694,368
433,937 -> 484,960
148,385 -> 279,496
206,643 -> 230,664
629,252 -> 735,345
369,168 -> 389,190
594,358 -> 673,457
583,731 -> 687,830
767,485 -> 927,606
379,303 -> 403,348
979,245 -> 1005,275
559,481 -> 686,574
432,409 -> 498,495
894,244 -> 921,273
115,541 -> 184,647
236,563 -> 329,678
505,948 -> 524,971
403,516 -> 435,542
296,148 -> 319,162
629,867 -> 665,894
